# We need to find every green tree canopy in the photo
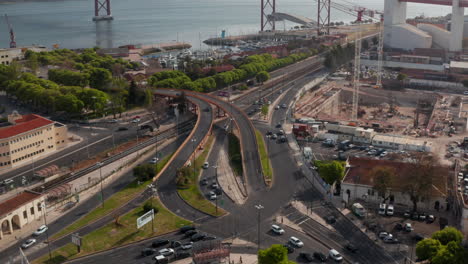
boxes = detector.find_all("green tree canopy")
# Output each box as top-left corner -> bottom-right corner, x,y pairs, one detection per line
256,71 -> 270,84
258,244 -> 296,264
432,227 -> 463,245
133,164 -> 156,182
315,160 -> 345,184
416,238 -> 442,260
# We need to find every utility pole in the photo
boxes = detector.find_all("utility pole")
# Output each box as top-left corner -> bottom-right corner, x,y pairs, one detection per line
191,138 -> 197,177
254,204 -> 264,252
41,202 -> 52,261
213,164 -> 218,214
376,14 -> 384,88
352,25 -> 362,121
97,162 -> 105,207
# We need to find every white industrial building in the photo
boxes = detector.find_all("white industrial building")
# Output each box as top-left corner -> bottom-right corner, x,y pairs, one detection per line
318,123 -> 433,152
384,0 -> 465,51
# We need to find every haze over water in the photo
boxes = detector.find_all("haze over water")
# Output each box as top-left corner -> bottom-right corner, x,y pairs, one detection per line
0,0 -> 452,49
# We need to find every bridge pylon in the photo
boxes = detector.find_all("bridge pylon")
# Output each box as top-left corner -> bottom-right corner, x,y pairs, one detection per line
317,0 -> 331,35
261,0 -> 276,31
93,0 -> 113,21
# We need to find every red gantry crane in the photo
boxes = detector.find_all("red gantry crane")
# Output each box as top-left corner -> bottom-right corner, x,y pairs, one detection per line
4,14 -> 17,48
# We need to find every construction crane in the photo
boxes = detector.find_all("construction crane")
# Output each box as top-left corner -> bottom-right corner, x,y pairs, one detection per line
313,0 -> 384,120
4,14 -> 16,48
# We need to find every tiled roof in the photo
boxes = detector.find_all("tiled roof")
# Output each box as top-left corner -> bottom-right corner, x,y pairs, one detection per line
0,114 -> 53,139
0,191 -> 42,217
344,157 -> 447,197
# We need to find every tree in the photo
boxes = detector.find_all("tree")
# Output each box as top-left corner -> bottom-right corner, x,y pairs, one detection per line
127,80 -> 138,106
431,241 -> 467,264
462,79 -> 468,88
402,154 -> 447,212
315,161 -> 345,185
133,164 -> 156,182
258,244 -> 296,264
397,73 -> 408,81
87,67 -> 112,90
261,105 -> 269,118
144,88 -> 153,107
431,227 -> 463,245
416,238 -> 442,260
26,52 -> 39,73
370,166 -> 395,201
143,200 -> 159,214
256,71 -> 270,84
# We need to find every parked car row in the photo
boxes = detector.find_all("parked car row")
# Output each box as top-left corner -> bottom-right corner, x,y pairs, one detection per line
378,203 -> 394,216
21,225 -> 49,249
141,226 -> 216,263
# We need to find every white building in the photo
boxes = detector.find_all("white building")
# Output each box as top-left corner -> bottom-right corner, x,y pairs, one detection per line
371,134 -> 432,152
0,46 -> 48,66
341,157 -> 447,212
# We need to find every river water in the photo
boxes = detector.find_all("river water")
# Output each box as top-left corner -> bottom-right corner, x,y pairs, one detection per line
0,0 -> 452,49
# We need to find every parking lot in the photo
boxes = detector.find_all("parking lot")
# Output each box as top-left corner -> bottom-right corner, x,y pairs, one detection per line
297,140 -> 411,162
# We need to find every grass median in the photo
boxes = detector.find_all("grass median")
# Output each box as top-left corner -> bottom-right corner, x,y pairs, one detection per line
227,133 -> 243,176
51,153 -> 173,240
177,136 -> 225,217
33,197 -> 191,264
255,129 -> 272,183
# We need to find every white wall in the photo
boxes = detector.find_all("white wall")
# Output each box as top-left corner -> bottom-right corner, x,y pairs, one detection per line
418,24 -> 451,50
385,24 -> 432,50
361,59 -> 445,71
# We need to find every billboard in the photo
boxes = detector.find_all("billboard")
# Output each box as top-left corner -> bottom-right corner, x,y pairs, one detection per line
137,209 -> 154,229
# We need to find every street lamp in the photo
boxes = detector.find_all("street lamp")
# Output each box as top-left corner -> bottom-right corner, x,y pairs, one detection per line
96,162 -> 105,207
41,202 -> 52,261
147,184 -> 156,233
254,204 -> 264,252
213,164 -> 218,214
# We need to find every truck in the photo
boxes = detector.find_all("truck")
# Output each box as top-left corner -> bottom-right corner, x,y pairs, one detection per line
338,140 -> 351,151
352,203 -> 366,218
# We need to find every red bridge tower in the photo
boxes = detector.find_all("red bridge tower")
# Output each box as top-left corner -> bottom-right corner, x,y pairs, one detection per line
93,0 -> 113,21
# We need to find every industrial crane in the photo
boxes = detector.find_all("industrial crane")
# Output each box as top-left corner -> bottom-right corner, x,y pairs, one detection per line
4,14 -> 16,48
313,0 -> 384,120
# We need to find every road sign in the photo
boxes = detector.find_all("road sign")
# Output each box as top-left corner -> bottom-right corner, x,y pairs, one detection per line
71,233 -> 82,247
137,209 -> 154,229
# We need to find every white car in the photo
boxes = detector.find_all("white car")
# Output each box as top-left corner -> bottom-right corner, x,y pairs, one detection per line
149,157 -> 159,164
158,248 -> 175,256
378,231 -> 389,239
378,203 -> 386,215
271,224 -> 285,235
181,242 -> 193,250
209,191 -> 217,200
404,223 -> 413,232
202,162 -> 209,169
289,236 -> 304,247
274,105 -> 280,110
21,239 -> 36,249
329,249 -> 343,261
33,225 -> 48,236
131,118 -> 140,123
386,204 -> 394,216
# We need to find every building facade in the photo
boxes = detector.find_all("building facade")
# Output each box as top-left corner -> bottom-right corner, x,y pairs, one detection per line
0,113 -> 68,171
0,191 -> 45,239
341,157 -> 447,212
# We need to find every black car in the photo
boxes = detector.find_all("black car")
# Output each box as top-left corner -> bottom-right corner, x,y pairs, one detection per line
170,241 -> 182,248
175,251 -> 191,259
279,136 -> 287,143
213,188 -> 222,195
404,210 -> 411,218
116,127 -> 128,131
184,230 -> 198,237
395,223 -> 403,231
200,179 -> 208,185
413,233 -> 425,242
141,247 -> 157,256
203,107 -> 210,112
152,239 -> 170,248
266,131 -> 273,136
411,212 -> 419,220
180,225 -> 196,233
313,252 -> 327,262
326,215 -> 336,224
283,244 -> 294,254
299,252 -> 313,262
345,243 -> 358,253
204,235 -> 217,241
191,233 -> 206,241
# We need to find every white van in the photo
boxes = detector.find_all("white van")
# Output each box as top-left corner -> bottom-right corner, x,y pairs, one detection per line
378,203 -> 386,215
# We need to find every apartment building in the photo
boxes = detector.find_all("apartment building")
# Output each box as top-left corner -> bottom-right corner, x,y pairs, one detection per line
0,113 -> 68,170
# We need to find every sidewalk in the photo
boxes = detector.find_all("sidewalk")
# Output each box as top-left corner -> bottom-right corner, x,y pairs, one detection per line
171,253 -> 258,264
216,142 -> 247,204
0,136 -> 175,250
